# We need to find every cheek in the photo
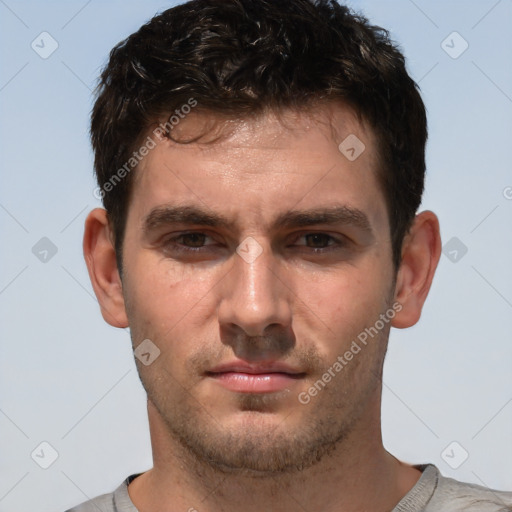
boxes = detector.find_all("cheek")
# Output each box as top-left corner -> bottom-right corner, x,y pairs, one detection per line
293,266 -> 390,352
124,255 -> 221,340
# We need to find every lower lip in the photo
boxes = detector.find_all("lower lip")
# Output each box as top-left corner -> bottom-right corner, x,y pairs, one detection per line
208,372 -> 304,393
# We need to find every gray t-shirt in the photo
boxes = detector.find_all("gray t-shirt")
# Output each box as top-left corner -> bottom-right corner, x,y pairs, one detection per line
66,464 -> 512,512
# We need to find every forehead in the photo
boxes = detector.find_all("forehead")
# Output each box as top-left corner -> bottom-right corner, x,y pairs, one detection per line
128,103 -> 388,236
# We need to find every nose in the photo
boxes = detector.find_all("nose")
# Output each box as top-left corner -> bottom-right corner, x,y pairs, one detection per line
217,238 -> 292,338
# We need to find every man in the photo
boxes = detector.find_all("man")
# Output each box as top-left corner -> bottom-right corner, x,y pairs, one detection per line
68,0 -> 512,510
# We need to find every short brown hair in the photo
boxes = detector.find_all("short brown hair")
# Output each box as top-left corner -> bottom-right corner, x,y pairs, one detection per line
91,0 -> 427,272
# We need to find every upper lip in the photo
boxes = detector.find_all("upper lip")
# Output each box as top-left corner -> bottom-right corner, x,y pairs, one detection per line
207,360 -> 305,376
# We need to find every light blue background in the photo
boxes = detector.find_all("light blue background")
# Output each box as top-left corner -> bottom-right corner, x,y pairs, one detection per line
0,1 -> 511,510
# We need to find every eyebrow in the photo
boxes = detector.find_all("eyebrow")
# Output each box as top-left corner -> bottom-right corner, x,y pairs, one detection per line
142,204 -> 373,235
273,206 -> 373,234
143,205 -> 233,234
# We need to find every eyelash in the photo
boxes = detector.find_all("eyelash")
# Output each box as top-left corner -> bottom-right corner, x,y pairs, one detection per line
161,231 -> 347,254
162,232 -> 215,253
294,232 -> 344,252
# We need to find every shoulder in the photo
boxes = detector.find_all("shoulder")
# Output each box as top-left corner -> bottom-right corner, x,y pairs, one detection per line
64,474 -> 140,512
426,467 -> 512,512
65,490 -> 116,512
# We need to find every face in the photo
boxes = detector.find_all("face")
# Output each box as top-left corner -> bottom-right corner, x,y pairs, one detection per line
120,104 -> 397,474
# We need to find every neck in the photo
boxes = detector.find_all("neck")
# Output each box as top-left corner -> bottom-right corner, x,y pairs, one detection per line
128,397 -> 421,512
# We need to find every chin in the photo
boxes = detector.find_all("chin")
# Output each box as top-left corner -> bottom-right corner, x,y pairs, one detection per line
165,402 -> 352,476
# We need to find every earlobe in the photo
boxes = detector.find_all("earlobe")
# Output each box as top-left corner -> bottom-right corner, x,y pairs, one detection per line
391,210 -> 442,329
83,208 -> 129,328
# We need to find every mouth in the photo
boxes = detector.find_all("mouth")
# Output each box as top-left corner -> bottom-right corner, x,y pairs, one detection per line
205,362 -> 306,394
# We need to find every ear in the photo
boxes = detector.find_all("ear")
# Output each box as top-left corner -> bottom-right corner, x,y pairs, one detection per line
391,210 -> 441,329
83,208 -> 128,328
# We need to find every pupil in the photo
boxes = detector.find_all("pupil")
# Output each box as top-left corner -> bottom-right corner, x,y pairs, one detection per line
185,233 -> 205,247
307,234 -> 328,248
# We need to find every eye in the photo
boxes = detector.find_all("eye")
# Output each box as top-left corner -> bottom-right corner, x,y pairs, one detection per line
302,233 -> 336,248
177,232 -> 208,248
161,231 -> 217,254
292,232 -> 344,251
